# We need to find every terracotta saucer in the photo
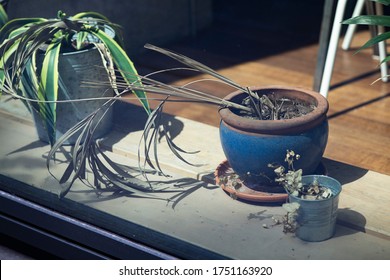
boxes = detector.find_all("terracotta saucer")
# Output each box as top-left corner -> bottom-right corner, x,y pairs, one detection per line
215,159 -> 327,203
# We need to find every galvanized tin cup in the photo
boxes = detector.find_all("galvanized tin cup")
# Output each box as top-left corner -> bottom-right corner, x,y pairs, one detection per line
288,175 -> 342,242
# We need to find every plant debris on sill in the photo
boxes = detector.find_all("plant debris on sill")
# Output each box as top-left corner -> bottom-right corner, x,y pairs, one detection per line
238,93 -> 316,120
281,202 -> 300,233
217,172 -> 286,197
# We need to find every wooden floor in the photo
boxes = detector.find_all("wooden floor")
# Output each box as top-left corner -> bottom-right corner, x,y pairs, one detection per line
131,9 -> 390,176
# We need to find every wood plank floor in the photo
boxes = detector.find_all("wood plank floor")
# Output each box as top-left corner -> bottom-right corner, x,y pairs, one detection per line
131,11 -> 390,176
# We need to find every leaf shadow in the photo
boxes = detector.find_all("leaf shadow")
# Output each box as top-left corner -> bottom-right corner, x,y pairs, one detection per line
6,140 -> 48,156
112,100 -> 184,140
75,176 -> 218,209
160,177 -> 219,209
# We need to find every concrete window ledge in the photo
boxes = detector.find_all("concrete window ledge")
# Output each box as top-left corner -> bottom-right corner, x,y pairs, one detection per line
0,97 -> 389,259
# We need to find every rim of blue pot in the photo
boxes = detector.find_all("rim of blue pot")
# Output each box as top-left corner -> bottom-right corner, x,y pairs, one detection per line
219,85 -> 329,134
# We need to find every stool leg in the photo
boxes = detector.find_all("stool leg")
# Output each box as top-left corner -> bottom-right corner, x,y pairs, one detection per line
313,0 -> 336,92
375,2 -> 388,82
320,0 -> 348,97
342,0 -> 365,50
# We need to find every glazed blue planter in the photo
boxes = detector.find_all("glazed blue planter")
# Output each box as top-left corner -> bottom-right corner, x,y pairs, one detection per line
219,86 -> 329,190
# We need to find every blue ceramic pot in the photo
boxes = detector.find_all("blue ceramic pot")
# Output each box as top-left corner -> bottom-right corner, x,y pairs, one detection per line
219,86 -> 329,190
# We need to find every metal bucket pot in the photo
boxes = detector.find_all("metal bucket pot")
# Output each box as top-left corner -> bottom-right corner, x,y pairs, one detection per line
288,175 -> 342,242
33,47 -> 114,145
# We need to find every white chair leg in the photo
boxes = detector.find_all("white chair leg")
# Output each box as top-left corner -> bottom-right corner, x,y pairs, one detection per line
320,0 -> 348,97
375,2 -> 388,82
378,41 -> 388,82
341,0 -> 365,50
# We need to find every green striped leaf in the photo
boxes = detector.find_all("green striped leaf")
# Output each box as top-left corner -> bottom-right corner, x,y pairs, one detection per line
19,56 -> 38,111
0,18 -> 46,42
73,11 -> 124,49
0,39 -> 19,96
40,38 -> 62,145
75,31 -> 88,50
90,28 -> 150,114
0,4 -> 8,27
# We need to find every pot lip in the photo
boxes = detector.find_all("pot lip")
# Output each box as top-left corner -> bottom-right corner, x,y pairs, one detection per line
219,85 -> 329,134
289,175 -> 342,201
38,44 -> 97,56
60,46 -> 97,56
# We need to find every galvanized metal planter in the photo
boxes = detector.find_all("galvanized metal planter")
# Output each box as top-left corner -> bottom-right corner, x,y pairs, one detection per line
33,47 -> 114,144
289,175 -> 342,242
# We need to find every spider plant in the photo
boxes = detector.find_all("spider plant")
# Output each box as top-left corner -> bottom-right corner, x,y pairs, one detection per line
0,10 -> 149,146
343,0 -> 390,81
46,44 -> 294,197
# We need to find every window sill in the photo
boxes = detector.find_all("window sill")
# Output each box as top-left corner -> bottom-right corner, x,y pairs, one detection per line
0,97 -> 389,259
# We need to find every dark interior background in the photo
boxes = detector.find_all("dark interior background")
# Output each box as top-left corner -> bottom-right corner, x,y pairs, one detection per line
4,0 -> 361,62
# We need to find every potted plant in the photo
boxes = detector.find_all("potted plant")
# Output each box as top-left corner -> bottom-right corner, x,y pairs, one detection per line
43,44 -> 329,199
218,85 -> 328,189
0,10 -> 150,145
135,45 -> 328,199
273,150 -> 342,242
